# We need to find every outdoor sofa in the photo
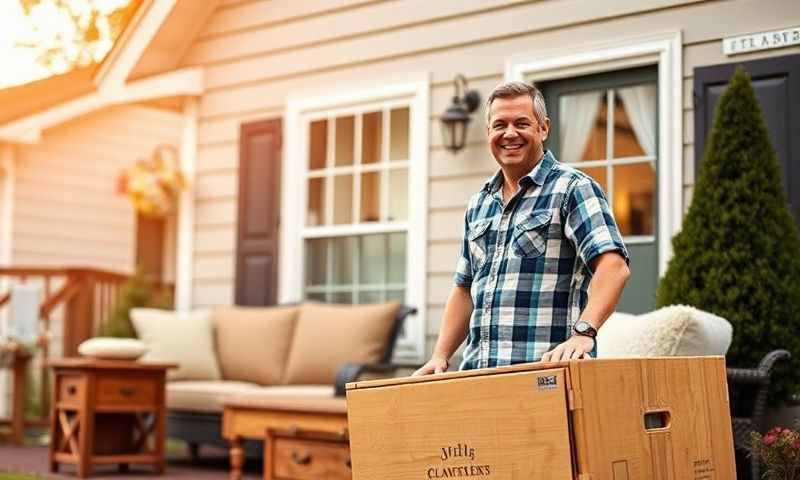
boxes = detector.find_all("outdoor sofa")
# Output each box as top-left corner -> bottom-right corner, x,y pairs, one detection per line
130,302 -> 415,458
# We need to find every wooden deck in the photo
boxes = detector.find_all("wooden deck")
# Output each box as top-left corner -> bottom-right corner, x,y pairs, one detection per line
0,443 -> 262,479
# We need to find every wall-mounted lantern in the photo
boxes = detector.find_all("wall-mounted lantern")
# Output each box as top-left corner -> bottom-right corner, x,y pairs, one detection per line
440,74 -> 481,154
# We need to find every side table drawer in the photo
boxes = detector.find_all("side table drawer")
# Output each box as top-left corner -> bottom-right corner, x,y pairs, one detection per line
273,438 -> 351,480
95,377 -> 156,407
58,376 -> 86,408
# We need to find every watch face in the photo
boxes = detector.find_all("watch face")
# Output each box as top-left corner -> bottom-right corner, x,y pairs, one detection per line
574,321 -> 596,337
575,322 -> 588,333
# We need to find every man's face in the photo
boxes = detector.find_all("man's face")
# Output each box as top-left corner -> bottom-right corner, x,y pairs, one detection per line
487,95 -> 550,172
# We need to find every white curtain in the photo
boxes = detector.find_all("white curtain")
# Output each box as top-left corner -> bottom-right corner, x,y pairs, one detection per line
559,91 -> 603,163
617,85 -> 657,157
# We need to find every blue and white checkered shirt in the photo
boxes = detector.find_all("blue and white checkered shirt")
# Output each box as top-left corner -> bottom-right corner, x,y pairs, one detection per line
455,151 -> 628,370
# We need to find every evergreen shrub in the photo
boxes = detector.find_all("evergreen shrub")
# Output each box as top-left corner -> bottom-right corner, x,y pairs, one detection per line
656,68 -> 800,405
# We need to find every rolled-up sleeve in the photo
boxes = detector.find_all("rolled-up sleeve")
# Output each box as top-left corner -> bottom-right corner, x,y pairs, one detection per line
563,177 -> 629,270
453,210 -> 473,287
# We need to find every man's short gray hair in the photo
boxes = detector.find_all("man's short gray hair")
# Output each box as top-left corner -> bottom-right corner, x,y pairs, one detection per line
485,81 -> 548,125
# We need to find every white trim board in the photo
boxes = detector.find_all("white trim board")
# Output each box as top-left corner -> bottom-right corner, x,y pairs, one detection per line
0,67 -> 204,144
175,97 -> 198,311
282,74 -> 430,362
506,31 -> 683,277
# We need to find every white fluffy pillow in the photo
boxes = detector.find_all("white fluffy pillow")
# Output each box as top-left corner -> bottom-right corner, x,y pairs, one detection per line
78,337 -> 148,360
131,308 -> 221,381
597,305 -> 732,358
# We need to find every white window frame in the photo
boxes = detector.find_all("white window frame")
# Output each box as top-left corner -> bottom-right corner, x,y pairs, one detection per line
281,77 -> 429,362
506,31 -> 683,276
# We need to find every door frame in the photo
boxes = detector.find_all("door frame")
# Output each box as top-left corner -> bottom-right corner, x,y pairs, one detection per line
506,31 -> 683,277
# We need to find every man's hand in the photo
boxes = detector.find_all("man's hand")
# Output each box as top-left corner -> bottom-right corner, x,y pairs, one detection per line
412,356 -> 449,376
540,335 -> 594,363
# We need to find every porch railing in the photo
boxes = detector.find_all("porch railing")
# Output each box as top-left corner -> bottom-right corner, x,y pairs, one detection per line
0,266 -> 172,425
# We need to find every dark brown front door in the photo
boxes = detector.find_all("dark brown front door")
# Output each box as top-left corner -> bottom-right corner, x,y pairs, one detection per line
694,54 -> 800,224
235,119 -> 282,306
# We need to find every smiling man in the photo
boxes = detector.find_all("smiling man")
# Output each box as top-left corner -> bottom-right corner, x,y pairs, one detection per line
414,81 -> 630,375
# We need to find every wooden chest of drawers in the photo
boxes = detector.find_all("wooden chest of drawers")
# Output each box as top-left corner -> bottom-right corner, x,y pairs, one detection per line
265,428 -> 351,480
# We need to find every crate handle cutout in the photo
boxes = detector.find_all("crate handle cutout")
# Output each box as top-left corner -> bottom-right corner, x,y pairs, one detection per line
643,410 -> 671,431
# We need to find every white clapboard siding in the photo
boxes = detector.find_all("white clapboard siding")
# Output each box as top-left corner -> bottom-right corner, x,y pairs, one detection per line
13,105 -> 181,272
182,0 -> 800,358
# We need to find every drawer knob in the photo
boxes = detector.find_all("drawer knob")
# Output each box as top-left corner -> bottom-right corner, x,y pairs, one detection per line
291,451 -> 311,465
67,385 -> 77,395
346,457 -> 352,469
119,387 -> 137,397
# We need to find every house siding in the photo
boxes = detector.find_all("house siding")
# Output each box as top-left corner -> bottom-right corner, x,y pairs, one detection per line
13,105 -> 182,271
183,0 -> 800,358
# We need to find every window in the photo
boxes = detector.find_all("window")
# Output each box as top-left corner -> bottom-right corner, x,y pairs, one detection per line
556,83 -> 657,239
303,106 -> 411,304
283,80 -> 429,361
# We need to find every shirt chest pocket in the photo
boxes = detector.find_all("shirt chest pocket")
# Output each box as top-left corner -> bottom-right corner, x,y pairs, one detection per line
467,218 -> 493,271
513,210 -> 553,258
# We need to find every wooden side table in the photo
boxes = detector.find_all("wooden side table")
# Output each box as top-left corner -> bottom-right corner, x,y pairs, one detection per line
0,348 -> 31,445
47,358 -> 175,478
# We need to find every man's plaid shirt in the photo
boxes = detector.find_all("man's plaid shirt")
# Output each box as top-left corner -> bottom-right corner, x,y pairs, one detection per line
454,150 -> 628,370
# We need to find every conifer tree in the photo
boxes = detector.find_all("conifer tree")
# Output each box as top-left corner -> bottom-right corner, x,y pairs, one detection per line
657,68 -> 800,405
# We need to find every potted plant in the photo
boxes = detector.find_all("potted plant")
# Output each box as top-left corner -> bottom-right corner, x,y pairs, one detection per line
750,423 -> 800,479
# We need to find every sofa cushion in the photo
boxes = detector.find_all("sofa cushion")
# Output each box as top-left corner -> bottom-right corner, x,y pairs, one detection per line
131,308 -> 222,381
213,305 -> 300,385
167,380 -> 262,412
78,337 -> 147,360
283,302 -> 400,385
597,305 -> 733,358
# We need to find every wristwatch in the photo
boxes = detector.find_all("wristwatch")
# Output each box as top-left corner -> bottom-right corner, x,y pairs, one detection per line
572,320 -> 598,339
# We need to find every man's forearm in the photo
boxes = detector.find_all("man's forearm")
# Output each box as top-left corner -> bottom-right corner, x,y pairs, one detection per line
431,286 -> 473,361
582,252 -> 630,329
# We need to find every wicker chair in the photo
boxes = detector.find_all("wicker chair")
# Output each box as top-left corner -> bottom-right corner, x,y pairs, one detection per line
727,349 -> 792,480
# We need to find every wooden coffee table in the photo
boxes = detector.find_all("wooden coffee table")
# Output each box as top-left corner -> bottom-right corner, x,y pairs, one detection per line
47,358 -> 175,478
222,396 -> 349,480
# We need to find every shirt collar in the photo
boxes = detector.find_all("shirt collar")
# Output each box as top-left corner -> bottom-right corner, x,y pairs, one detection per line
483,150 -> 557,193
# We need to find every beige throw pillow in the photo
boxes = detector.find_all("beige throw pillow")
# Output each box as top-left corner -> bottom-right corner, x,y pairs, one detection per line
283,302 -> 401,385
213,306 -> 300,385
597,305 -> 733,358
131,308 -> 221,381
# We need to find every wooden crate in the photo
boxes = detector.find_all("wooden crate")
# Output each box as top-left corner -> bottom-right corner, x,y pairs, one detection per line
346,357 -> 735,480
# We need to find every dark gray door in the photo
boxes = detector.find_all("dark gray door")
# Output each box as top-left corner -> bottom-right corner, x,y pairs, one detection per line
235,119 -> 282,306
694,54 -> 800,225
540,66 -> 659,314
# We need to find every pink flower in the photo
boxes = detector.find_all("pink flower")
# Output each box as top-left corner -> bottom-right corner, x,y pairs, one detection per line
763,434 -> 777,446
793,440 -> 800,450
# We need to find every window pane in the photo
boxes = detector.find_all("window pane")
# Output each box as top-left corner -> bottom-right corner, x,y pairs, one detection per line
361,171 -> 381,222
331,291 -> 353,304
577,167 -> 608,192
614,85 -> 656,158
335,116 -> 355,166
306,291 -> 327,302
307,177 -> 325,226
331,236 -> 355,285
558,90 -> 606,162
389,107 -> 409,162
358,291 -> 384,304
386,289 -> 405,303
309,119 -> 327,170
613,162 -> 655,236
388,232 -> 406,284
360,234 -> 387,284
388,168 -> 408,222
333,174 -> 353,224
362,111 -> 382,164
305,238 -> 328,286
